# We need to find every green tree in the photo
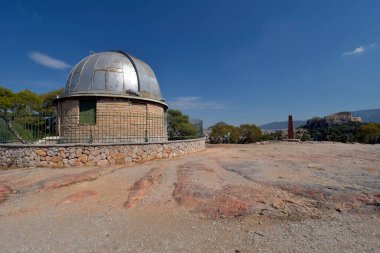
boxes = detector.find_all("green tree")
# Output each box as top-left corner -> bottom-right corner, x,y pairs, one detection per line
303,121 -> 363,143
167,109 -> 197,139
300,133 -> 311,141
260,132 -> 275,141
0,86 -> 62,143
238,124 -> 262,143
358,123 -> 380,144
0,88 -> 42,143
40,88 -> 64,114
209,124 -> 239,144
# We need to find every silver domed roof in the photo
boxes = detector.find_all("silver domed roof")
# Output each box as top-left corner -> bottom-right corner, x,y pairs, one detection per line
63,51 -> 163,101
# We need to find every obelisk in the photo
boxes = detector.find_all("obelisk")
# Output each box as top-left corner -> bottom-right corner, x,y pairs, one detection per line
288,115 -> 295,139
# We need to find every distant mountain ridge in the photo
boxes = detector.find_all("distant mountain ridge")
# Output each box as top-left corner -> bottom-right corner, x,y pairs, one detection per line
352,109 -> 380,123
260,109 -> 380,130
260,120 -> 306,130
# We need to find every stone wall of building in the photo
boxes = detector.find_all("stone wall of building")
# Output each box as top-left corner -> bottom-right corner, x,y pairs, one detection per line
0,138 -> 205,168
57,97 -> 167,143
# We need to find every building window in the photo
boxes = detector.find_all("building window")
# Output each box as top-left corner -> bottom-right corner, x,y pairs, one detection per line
79,99 -> 96,124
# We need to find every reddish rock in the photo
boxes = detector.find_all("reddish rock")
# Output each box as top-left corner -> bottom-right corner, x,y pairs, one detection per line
275,184 -> 380,212
124,167 -> 164,208
0,185 -> 12,204
116,159 -> 125,165
78,154 -> 88,163
51,156 -> 63,163
35,149 -> 47,156
117,153 -> 127,159
85,161 -> 96,166
40,168 -> 101,191
96,160 -> 108,166
124,157 -> 133,164
91,150 -> 101,156
57,190 -> 98,205
171,162 -> 321,219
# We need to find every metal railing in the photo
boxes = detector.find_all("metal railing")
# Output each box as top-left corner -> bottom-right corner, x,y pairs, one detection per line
0,113 -> 203,144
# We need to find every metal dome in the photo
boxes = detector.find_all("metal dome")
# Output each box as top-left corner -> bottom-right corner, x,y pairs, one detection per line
62,51 -> 164,101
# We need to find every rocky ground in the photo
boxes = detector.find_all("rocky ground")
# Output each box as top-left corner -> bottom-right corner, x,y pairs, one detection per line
0,142 -> 379,252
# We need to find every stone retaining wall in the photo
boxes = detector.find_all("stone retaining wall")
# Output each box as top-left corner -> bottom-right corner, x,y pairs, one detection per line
0,138 -> 205,168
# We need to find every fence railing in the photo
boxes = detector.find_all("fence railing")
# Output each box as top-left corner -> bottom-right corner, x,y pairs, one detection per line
0,113 -> 203,144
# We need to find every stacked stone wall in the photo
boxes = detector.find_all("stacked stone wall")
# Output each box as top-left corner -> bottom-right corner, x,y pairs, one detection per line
0,138 -> 205,168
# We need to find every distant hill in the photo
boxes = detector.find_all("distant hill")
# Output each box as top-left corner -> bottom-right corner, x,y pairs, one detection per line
352,109 -> 380,123
260,120 -> 306,130
259,109 -> 380,130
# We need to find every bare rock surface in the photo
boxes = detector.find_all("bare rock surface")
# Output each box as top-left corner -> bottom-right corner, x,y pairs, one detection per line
124,166 -> 165,208
0,142 -> 379,252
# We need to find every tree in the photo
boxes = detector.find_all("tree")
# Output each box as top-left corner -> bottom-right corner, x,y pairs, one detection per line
0,88 -> 41,143
167,109 -> 197,139
238,124 -> 262,143
0,86 -> 62,143
40,88 -> 64,114
209,124 -> 239,144
302,121 -> 363,143
358,123 -> 380,144
300,133 -> 311,141
209,123 -> 262,144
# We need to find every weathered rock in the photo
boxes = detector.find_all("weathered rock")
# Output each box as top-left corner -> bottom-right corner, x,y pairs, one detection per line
75,148 -> 82,157
57,190 -> 98,205
22,156 -> 30,163
124,167 -> 164,208
0,185 -> 12,204
96,160 -> 108,166
39,161 -> 48,167
35,149 -> 47,156
117,153 -> 126,159
94,155 -> 101,162
85,161 -> 96,166
51,156 -> 63,163
124,157 -> 132,164
48,150 -> 57,156
91,149 -> 101,156
136,149 -> 144,156
78,154 -> 88,163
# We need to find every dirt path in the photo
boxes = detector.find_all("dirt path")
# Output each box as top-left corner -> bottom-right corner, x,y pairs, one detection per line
0,142 -> 379,252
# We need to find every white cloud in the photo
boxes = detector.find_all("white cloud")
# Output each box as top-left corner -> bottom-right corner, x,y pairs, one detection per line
169,96 -> 223,110
28,51 -> 71,70
342,44 -> 376,56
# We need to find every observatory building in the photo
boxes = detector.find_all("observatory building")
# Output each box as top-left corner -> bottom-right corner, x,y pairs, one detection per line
56,51 -> 168,143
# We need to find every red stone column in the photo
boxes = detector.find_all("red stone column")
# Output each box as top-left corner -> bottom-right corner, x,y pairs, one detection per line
288,115 -> 295,139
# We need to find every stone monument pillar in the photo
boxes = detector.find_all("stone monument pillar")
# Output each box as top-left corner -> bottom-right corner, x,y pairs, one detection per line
288,115 -> 295,139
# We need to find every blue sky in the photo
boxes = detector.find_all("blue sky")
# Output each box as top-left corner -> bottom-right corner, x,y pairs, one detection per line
0,0 -> 379,127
